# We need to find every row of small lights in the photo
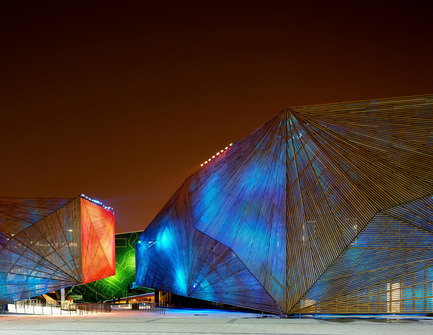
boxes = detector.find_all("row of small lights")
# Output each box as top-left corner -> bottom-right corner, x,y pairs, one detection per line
200,143 -> 233,167
81,194 -> 114,212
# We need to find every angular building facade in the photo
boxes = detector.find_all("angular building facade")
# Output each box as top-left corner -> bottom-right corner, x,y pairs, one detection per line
136,94 -> 433,314
0,195 -> 115,305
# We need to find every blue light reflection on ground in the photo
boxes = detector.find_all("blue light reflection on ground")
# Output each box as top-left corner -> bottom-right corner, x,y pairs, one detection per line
300,313 -> 431,320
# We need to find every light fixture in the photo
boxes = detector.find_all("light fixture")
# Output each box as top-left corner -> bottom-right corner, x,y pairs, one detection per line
80,194 -> 114,212
200,142 -> 234,167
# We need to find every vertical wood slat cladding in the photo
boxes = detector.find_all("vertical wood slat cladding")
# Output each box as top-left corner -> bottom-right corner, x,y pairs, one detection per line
136,94 -> 433,313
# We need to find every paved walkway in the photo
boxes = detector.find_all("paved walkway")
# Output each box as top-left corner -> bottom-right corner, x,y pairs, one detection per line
1,308 -> 433,335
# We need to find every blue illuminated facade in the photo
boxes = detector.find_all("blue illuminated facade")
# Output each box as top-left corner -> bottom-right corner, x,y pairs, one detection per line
136,95 -> 433,313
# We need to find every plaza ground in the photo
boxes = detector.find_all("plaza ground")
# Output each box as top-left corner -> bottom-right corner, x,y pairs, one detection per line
1,308 -> 433,335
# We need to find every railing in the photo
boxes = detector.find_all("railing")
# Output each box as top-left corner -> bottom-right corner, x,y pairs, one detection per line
137,302 -> 166,315
7,300 -> 168,316
8,299 -> 111,315
0,304 -> 8,314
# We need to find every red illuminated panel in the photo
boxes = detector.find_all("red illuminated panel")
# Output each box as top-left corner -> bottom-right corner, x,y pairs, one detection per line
81,198 -> 115,284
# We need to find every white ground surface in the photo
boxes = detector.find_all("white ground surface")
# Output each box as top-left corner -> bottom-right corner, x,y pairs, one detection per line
1,308 -> 433,335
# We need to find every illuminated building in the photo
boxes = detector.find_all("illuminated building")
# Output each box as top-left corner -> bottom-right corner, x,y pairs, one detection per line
0,195 -> 115,305
67,231 -> 152,302
136,94 -> 433,313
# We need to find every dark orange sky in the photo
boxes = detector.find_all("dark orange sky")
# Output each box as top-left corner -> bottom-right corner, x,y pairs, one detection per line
1,1 -> 432,233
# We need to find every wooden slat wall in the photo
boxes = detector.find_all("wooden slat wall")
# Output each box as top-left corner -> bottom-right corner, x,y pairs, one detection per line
292,196 -> 433,313
136,183 -> 282,313
0,197 -> 82,305
136,94 -> 433,313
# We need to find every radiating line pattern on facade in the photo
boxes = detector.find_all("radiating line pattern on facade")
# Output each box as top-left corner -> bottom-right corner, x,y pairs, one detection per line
0,196 -> 115,305
136,94 -> 433,313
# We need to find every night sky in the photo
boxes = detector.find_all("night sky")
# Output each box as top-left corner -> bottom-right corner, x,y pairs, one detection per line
1,1 -> 432,233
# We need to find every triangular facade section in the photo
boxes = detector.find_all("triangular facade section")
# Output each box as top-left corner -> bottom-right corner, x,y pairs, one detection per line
136,183 -> 282,313
291,97 -> 433,208
291,95 -> 433,185
383,195 -> 433,233
0,197 -> 73,237
292,200 -> 433,313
